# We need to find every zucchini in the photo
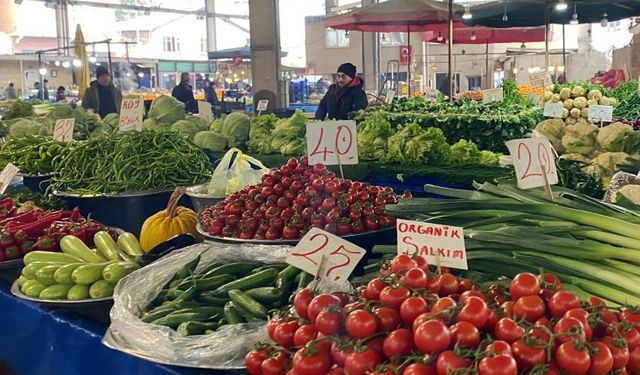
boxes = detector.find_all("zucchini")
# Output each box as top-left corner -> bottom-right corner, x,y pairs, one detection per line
199,263 -> 256,279
117,232 -> 143,256
244,287 -> 283,305
102,261 -> 140,283
60,235 -> 106,263
177,321 -> 219,336
228,289 -> 268,319
278,265 -> 301,280
193,274 -> 235,292
17,275 -> 28,287
67,284 -> 90,300
23,251 -> 84,265
212,268 -> 278,297
53,263 -> 84,284
39,284 -> 73,300
223,301 -> 245,324
89,280 -> 114,299
151,312 -> 209,329
21,261 -> 52,279
72,262 -> 112,285
35,264 -> 62,286
21,278 -> 41,292
93,231 -> 121,261
22,281 -> 47,298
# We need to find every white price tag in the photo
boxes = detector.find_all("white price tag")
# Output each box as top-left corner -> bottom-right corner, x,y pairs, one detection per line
118,97 -> 144,132
256,100 -> 269,112
197,101 -> 213,123
53,118 -> 75,142
529,72 -> 551,89
384,90 -> 395,104
543,102 -> 564,118
588,105 -> 613,123
528,93 -> 541,105
286,228 -> 366,282
306,121 -> 358,166
506,137 -> 558,190
0,163 -> 19,194
482,88 -> 504,103
396,219 -> 467,270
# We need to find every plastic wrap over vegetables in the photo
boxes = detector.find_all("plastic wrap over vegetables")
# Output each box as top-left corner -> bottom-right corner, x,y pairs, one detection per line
103,242 -> 292,369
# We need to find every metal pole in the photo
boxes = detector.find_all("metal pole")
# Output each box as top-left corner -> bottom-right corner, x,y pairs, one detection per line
38,52 -> 43,100
545,4 -> 550,71
485,39 -> 489,89
107,40 -> 112,73
562,23 -> 566,79
407,25 -> 411,96
448,0 -> 454,100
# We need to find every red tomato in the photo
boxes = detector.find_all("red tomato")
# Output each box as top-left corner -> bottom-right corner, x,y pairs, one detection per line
364,336 -> 384,354
403,363 -> 436,375
627,346 -> 640,374
374,307 -> 401,332
436,351 -> 470,375
330,340 -> 352,367
600,336 -> 630,370
245,350 -> 267,375
390,254 -> 418,273
512,339 -> 548,370
364,279 -> 387,301
262,351 -> 289,375
344,347 -> 381,375
400,296 -> 429,325
292,348 -> 331,375
438,273 -> 459,296
449,321 -> 480,348
400,267 -> 428,289
588,341 -> 613,375
459,290 -> 485,304
621,326 -> 640,351
383,328 -> 414,358
293,324 -> 317,347
484,308 -> 499,331
345,309 -> 378,339
267,317 -> 283,340
555,341 -> 590,375
431,297 -> 456,314
513,295 -> 546,322
413,255 -> 429,271
509,273 -> 540,300
548,291 -> 581,317
553,317 -> 586,344
414,320 -> 452,354
501,301 -> 515,318
315,307 -> 344,335
622,310 -> 640,331
379,285 -> 410,309
293,288 -> 313,319
456,296 -> 489,329
485,340 -> 513,356
494,318 -> 524,343
273,320 -> 299,348
307,294 -> 342,323
563,308 -> 593,340
478,354 -> 518,375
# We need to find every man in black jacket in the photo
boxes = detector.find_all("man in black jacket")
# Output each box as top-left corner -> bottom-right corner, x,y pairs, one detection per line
172,72 -> 197,113
315,63 -> 368,120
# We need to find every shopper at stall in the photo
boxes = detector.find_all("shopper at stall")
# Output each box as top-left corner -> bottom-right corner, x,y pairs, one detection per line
5,83 -> 17,100
56,86 -> 66,102
42,79 -> 50,101
315,62 -> 367,120
172,72 -> 197,113
82,66 -> 123,119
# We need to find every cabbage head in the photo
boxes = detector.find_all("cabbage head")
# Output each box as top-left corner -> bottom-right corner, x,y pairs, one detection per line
535,119 -> 566,153
148,95 -> 186,124
221,112 -> 251,147
171,120 -> 201,140
356,112 -> 393,161
193,131 -> 227,152
593,152 -> 629,175
597,122 -> 633,152
184,115 -> 211,132
562,122 -> 597,155
8,118 -> 50,138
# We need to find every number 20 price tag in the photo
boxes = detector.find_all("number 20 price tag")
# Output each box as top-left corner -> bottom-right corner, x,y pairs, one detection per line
286,228 -> 366,282
506,137 -> 558,190
306,121 -> 358,166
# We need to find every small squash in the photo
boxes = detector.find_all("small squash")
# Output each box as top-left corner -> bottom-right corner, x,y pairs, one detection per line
139,188 -> 198,253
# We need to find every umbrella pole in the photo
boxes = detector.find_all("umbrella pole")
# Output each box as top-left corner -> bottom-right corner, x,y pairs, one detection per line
485,40 -> 489,89
562,23 -> 566,79
544,4 -> 551,72
448,0 -> 454,101
407,25 -> 410,96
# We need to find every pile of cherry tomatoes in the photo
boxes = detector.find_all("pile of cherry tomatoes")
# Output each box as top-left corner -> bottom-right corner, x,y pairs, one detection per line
245,254 -> 640,375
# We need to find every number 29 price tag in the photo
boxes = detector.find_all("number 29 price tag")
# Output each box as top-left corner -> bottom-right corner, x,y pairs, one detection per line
306,121 -> 358,166
506,137 -> 558,190
286,227 -> 366,282
53,118 -> 75,142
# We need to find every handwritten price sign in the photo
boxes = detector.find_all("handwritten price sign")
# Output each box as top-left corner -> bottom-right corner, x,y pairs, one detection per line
0,163 -> 19,194
198,101 -> 213,123
530,71 -> 551,89
588,105 -> 613,123
118,97 -> 144,132
396,219 -> 467,270
482,88 -> 504,103
506,137 -> 558,190
286,228 -> 366,282
53,118 -> 75,142
543,102 -> 564,118
306,121 -> 358,166
256,100 -> 269,112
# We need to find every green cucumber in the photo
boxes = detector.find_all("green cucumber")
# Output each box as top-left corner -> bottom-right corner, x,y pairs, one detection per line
151,312 -> 209,329
170,306 -> 223,318
228,289 -> 268,319
278,265 -> 301,280
39,284 -> 73,300
117,232 -> 143,256
244,287 -> 283,305
141,301 -> 203,323
177,321 -> 219,336
212,268 -> 278,297
102,261 -> 140,283
93,231 -> 122,261
229,300 -> 263,322
53,263 -> 84,284
297,272 -> 314,290
23,251 -> 84,265
35,264 -> 62,286
223,301 -> 245,324
60,235 -> 107,263
22,281 -> 47,297
67,284 -> 90,300
197,262 -> 224,275
193,274 -> 235,292
198,263 -> 256,279
71,262 -> 112,285
197,293 -> 229,306
89,280 -> 114,299
162,255 -> 200,289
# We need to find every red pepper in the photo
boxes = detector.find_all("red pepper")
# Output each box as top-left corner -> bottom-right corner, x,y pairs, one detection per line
68,225 -> 87,243
9,211 -> 64,236
0,198 -> 14,209
0,232 -> 14,247
34,234 -> 56,252
19,240 -> 35,256
70,207 -> 82,222
13,229 -> 28,245
1,208 -> 44,227
82,219 -> 104,245
0,206 -> 15,220
4,245 -> 20,260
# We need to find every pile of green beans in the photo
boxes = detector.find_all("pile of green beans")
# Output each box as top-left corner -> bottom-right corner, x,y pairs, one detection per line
0,134 -> 74,175
50,130 -> 212,194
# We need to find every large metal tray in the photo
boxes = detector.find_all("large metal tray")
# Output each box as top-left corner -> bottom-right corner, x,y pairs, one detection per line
11,279 -> 113,306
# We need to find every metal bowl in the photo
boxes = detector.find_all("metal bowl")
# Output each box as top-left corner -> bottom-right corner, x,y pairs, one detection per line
185,183 -> 225,213
11,279 -> 113,306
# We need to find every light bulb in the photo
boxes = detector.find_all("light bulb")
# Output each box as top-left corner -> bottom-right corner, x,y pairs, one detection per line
95,62 -> 101,66
600,13 -> 608,27
555,0 -> 568,11
54,61 -> 60,67
138,72 -> 144,78
126,72 -> 131,77
513,68 -> 518,74
570,13 -> 579,25
437,32 -> 443,42
528,67 -> 535,74
62,61 -> 71,68
38,67 -> 47,75
72,59 -> 81,67
88,56 -> 97,63
521,42 -> 527,49
462,5 -> 472,20
502,13 -> 508,22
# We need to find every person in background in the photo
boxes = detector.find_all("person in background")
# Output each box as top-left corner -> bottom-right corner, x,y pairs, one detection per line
56,86 -> 66,102
34,82 -> 42,99
82,66 -> 123,119
172,72 -> 197,113
42,79 -> 49,101
315,62 -> 367,120
5,83 -> 17,100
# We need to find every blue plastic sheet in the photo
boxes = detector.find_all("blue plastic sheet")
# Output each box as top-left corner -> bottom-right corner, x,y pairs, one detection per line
0,283 -> 231,375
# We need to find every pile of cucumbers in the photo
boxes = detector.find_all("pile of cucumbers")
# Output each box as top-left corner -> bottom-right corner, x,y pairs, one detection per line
18,231 -> 142,301
140,257 -> 313,336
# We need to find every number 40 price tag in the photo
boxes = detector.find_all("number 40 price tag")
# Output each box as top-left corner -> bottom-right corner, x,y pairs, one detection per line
286,228 -> 366,282
306,121 -> 358,166
506,137 -> 558,190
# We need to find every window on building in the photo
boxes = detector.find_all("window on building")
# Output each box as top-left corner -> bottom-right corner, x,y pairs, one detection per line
467,76 -> 481,90
380,32 -> 406,46
162,37 -> 181,52
326,29 -> 349,48
139,31 -> 150,45
121,30 -> 137,43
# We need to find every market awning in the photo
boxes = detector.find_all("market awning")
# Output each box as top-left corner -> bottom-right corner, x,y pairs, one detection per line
462,0 -> 640,28
323,0 -> 463,32
421,22 -> 547,44
208,46 -> 286,60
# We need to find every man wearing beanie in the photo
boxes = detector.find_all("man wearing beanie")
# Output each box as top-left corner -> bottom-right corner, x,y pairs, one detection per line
82,66 -> 123,119
315,62 -> 368,120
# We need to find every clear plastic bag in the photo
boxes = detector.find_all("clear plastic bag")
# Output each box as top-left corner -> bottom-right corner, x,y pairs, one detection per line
207,148 -> 268,195
604,171 -> 640,203
103,243 -> 292,369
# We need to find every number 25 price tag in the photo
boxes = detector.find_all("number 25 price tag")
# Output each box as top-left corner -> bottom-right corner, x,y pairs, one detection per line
306,121 -> 358,166
286,228 -> 366,282
506,137 -> 558,190
53,118 -> 75,142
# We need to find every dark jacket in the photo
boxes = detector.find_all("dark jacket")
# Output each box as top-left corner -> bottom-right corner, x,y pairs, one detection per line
172,82 -> 197,113
315,76 -> 368,120
81,80 -> 123,118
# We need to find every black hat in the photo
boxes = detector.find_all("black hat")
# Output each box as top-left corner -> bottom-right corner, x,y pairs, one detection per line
337,63 -> 356,79
96,66 -> 110,78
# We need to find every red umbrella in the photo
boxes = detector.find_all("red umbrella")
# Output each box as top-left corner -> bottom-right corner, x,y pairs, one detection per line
421,22 -> 547,44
